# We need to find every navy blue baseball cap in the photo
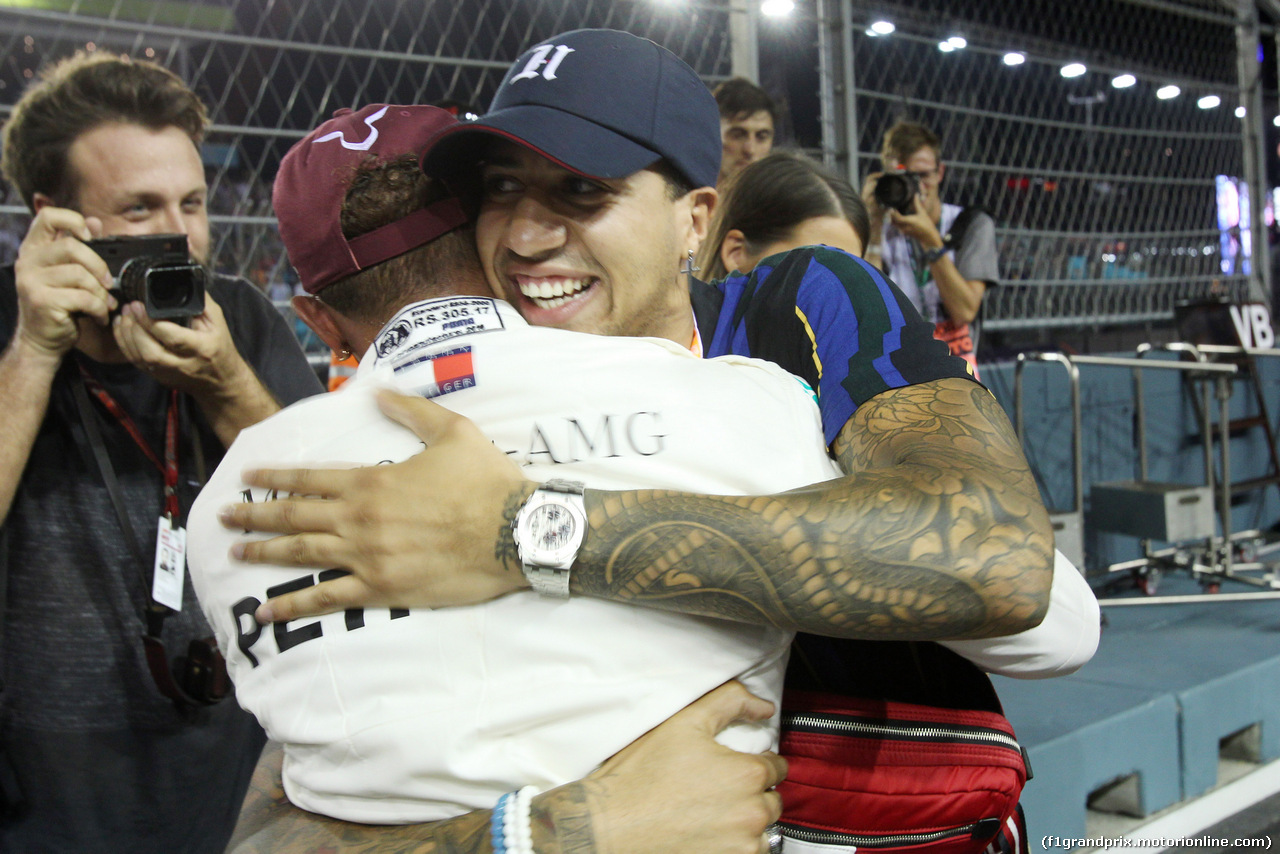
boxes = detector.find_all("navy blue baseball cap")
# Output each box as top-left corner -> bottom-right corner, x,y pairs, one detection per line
421,29 -> 720,191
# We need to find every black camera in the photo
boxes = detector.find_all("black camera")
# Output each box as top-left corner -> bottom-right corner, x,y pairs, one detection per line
873,171 -> 922,215
176,637 -> 231,706
141,633 -> 231,713
86,234 -> 206,321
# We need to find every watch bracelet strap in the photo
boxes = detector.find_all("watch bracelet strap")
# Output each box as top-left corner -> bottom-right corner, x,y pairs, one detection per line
541,478 -> 586,496
524,564 -> 571,598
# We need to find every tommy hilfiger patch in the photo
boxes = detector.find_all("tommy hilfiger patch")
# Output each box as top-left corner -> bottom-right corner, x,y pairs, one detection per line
393,345 -> 476,398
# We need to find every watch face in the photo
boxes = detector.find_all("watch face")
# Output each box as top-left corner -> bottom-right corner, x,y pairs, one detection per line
529,503 -> 578,551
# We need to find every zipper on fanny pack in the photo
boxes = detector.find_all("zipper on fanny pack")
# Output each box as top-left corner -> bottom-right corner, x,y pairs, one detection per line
782,712 -> 1022,754
780,817 -> 1004,848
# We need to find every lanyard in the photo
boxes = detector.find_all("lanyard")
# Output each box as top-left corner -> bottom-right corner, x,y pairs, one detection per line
75,362 -> 181,521
910,242 -> 932,292
69,362 -> 228,711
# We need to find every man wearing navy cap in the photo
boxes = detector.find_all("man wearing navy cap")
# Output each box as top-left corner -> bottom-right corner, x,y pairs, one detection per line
226,31 -> 1095,854
233,27 -> 1061,661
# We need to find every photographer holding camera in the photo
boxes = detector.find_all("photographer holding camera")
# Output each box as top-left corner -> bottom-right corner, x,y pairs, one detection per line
863,120 -> 998,374
0,53 -> 321,852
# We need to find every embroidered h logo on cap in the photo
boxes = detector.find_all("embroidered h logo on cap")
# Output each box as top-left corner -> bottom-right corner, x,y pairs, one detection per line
510,45 -> 575,82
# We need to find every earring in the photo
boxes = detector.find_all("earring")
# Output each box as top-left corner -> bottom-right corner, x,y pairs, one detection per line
337,347 -> 352,361
680,249 -> 701,288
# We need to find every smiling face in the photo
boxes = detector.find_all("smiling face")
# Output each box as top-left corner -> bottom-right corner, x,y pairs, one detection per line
66,121 -> 210,263
475,140 -> 707,344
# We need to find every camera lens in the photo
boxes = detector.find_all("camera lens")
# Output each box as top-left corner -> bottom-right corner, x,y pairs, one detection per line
875,173 -> 915,215
880,174 -> 911,213
147,267 -> 194,310
141,264 -> 205,319
85,237 -> 205,320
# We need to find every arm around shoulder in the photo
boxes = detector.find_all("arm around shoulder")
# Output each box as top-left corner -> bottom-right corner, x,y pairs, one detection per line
229,374 -> 1053,643
823,377 -> 1055,636
227,742 -> 495,854
570,377 -> 1053,641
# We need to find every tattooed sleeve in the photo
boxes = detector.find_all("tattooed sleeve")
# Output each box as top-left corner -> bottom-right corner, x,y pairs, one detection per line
570,377 -> 1053,640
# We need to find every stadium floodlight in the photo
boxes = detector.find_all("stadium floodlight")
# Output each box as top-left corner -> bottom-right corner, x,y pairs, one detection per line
947,36 -> 967,49
1196,94 -> 1220,109
869,19 -> 895,35
1235,106 -> 1246,118
1156,84 -> 1181,100
761,0 -> 794,17
1060,63 -> 1086,78
1111,74 -> 1136,89
937,41 -> 955,53
1003,52 -> 1025,66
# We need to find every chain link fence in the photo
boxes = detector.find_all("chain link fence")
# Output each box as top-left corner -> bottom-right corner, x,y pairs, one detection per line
0,0 -> 736,269
835,0 -> 1269,353
0,0 -> 1274,357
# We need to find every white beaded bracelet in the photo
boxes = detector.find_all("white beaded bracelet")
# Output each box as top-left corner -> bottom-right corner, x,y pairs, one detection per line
502,785 -> 539,854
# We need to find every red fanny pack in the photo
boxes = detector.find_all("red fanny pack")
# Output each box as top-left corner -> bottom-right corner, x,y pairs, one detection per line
777,638 -> 1031,854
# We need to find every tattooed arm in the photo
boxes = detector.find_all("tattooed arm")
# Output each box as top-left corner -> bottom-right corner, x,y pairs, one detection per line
227,682 -> 785,854
226,380 -> 1052,640
228,742 -> 546,854
570,377 -> 1051,638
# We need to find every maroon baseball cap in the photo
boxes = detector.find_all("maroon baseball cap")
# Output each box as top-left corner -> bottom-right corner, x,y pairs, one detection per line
273,104 -> 469,294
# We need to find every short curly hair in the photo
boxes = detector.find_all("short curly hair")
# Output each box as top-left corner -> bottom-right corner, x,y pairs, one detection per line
315,154 -> 484,324
1,52 -> 209,212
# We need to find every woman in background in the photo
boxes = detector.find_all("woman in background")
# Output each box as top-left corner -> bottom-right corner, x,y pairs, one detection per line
698,150 -> 870,280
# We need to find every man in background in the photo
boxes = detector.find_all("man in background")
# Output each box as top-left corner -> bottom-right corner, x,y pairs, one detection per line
0,52 -> 321,852
863,119 -> 1000,373
713,76 -> 777,187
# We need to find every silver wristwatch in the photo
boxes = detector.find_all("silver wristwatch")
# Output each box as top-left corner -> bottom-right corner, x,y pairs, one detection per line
512,479 -> 587,598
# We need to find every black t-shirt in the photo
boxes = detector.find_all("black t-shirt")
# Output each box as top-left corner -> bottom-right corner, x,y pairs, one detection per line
0,267 -> 322,853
